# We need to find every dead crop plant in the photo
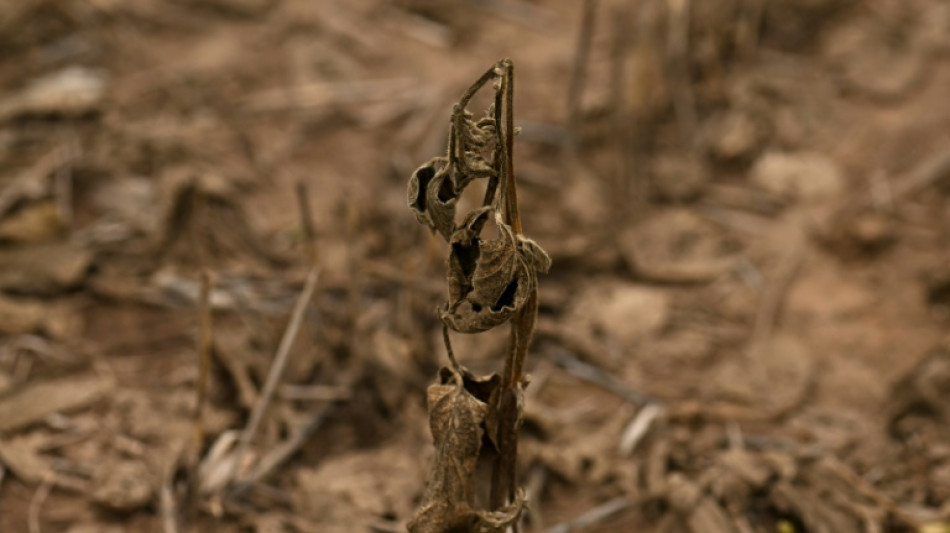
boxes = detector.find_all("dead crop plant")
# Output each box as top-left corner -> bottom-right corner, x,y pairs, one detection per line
406,59 -> 550,533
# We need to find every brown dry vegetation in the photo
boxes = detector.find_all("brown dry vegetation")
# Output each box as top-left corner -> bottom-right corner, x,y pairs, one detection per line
1,0 -> 950,532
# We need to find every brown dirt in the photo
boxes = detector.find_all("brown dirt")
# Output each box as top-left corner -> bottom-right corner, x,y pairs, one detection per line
2,0 -> 950,531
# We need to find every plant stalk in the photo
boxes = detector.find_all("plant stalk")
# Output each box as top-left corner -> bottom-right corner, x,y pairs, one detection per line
489,59 -> 535,519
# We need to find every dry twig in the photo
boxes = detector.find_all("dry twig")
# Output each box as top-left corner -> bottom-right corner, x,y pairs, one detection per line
567,0 -> 599,139
27,476 -> 52,533
194,270 -> 213,458
231,266 -> 320,484
545,497 -> 633,533
295,181 -> 318,266
160,481 -> 181,533
748,238 -> 805,355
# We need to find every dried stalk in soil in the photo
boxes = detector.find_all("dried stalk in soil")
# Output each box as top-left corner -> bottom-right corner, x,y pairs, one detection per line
407,59 -> 550,533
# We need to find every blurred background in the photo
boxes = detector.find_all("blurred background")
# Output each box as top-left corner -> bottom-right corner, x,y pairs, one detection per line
1,0 -> 950,531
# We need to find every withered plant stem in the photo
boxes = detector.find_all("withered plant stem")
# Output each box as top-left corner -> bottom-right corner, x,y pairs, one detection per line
567,0 -> 598,138
194,270 -> 213,457
490,59 -> 533,516
408,59 -> 547,531
295,181 -> 318,266
458,66 -> 500,114
500,59 -> 522,236
442,323 -> 460,371
484,77 -> 505,207
450,65 -> 500,183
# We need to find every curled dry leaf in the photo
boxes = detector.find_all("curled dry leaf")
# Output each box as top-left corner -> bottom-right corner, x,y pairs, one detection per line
443,210 -> 544,333
453,109 -> 498,192
408,157 -> 458,240
517,236 -> 552,276
409,367 -> 523,533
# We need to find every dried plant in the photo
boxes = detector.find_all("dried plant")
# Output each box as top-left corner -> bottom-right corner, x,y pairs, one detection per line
406,59 -> 550,533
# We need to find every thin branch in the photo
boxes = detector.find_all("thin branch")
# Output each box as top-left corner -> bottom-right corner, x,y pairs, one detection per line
748,238 -> 804,355
666,0 -> 699,152
890,147 -> 950,201
234,410 -> 329,489
194,270 -> 213,457
501,59 -> 522,235
295,181 -> 318,266
619,403 -> 665,455
442,323 -> 461,372
231,266 -> 320,483
491,59 -> 532,517
545,497 -> 634,533
567,0 -> 598,140
160,482 -> 181,533
549,347 -> 653,407
28,477 -> 53,533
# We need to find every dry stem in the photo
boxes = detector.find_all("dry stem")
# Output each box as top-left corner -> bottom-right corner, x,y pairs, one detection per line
407,58 -> 548,533
490,59 -> 534,516
194,270 -> 213,457
231,266 -> 320,485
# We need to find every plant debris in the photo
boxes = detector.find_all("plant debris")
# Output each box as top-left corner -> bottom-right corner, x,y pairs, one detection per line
406,59 -> 549,533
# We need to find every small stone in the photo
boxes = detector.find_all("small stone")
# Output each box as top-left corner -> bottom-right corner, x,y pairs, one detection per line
0,242 -> 92,294
0,201 -> 64,243
620,209 -> 740,283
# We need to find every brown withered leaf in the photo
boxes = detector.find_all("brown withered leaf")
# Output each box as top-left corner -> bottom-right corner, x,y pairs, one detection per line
408,157 -> 450,236
455,111 -> 496,151
458,151 -> 495,185
517,236 -> 552,275
426,166 -> 459,241
443,210 -> 547,333
446,207 -> 493,305
91,459 -> 155,511
409,366 -> 524,533
444,210 -> 527,333
453,110 -> 498,192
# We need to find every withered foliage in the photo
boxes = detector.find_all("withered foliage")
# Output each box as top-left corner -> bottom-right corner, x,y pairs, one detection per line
406,59 -> 549,533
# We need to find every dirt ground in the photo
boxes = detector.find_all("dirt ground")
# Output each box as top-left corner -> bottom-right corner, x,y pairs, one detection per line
1,0 -> 950,531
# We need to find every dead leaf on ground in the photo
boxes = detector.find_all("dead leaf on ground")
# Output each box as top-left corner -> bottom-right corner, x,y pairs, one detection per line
566,279 -> 671,348
0,433 -> 53,485
0,374 -> 113,433
91,459 -> 155,511
155,168 -> 288,269
825,11 -> 931,101
0,66 -> 106,121
0,242 -> 92,294
888,342 -> 950,437
750,151 -> 844,202
709,334 -> 814,415
0,200 -> 64,243
619,209 -> 740,284
296,444 -> 420,526
0,295 -> 60,335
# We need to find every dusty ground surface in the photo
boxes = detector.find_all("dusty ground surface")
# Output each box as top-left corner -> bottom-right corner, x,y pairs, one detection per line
2,0 -> 950,531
